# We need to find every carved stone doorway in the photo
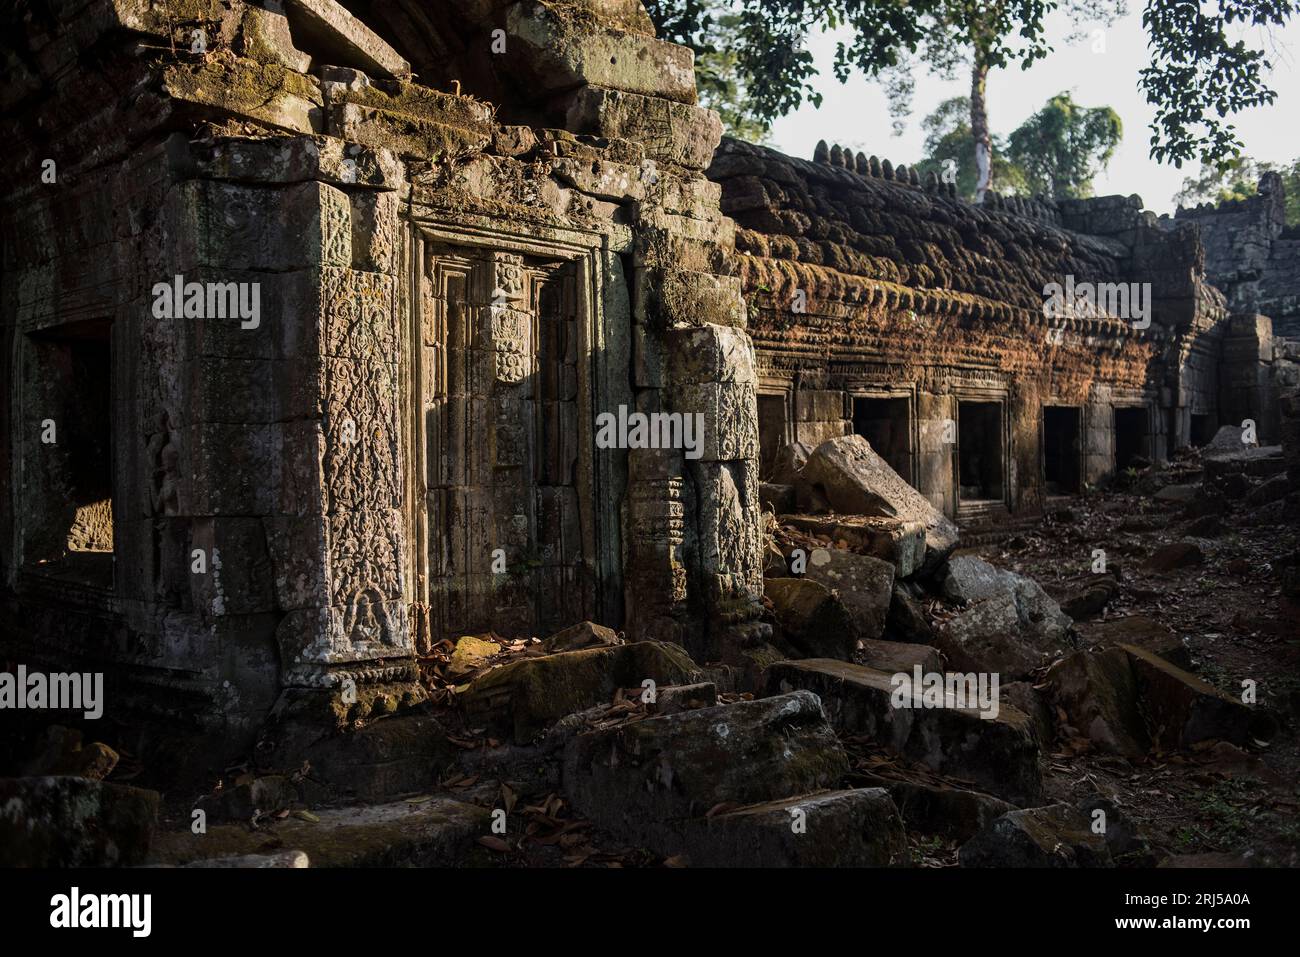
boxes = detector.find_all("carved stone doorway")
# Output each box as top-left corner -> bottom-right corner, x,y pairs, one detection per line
416,238 -> 599,642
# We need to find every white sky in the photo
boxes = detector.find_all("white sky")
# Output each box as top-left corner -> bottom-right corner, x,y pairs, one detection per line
766,6 -> 1300,215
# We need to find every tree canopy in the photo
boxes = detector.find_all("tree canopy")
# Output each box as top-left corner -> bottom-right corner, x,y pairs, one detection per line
644,0 -> 1298,190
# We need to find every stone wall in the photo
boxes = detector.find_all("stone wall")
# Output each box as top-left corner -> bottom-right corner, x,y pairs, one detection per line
1166,172 -> 1300,341
707,136 -> 1230,520
0,0 -> 761,773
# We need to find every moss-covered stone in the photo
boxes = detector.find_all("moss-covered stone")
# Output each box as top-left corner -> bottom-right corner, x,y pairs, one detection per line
0,777 -> 159,867
163,55 -> 323,133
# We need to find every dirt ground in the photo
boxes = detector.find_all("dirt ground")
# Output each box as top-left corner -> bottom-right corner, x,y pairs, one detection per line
938,463 -> 1300,868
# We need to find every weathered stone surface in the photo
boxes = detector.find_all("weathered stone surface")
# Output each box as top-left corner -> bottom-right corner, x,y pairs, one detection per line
885,583 -> 936,644
650,681 -> 718,716
0,777 -> 159,867
759,482 -> 795,514
1122,644 -> 1265,750
153,795 -> 488,867
764,659 -> 1042,804
21,726 -> 119,780
284,0 -> 410,78
462,641 -> 701,741
1045,646 -> 1150,758
448,635 -> 501,677
507,2 -> 696,104
1145,541 -> 1205,572
856,772 -> 1015,841
859,637 -> 944,675
799,436 -> 958,571
1077,615 -> 1190,668
1153,483 -> 1198,503
564,86 -> 721,169
541,621 -> 621,653
935,564 -> 1074,679
196,774 -> 298,822
180,850 -> 311,868
562,692 -> 849,850
764,577 -> 857,660
1057,575 -> 1120,620
958,804 -> 1113,868
1246,473 -> 1291,506
769,441 -> 811,485
163,57 -> 324,134
802,548 -> 895,641
779,514 -> 927,578
684,788 -> 909,867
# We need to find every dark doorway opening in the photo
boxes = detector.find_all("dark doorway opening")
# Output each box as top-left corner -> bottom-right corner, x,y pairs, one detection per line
25,318 -> 115,587
757,394 -> 787,480
958,401 -> 1004,502
1190,413 -> 1217,448
1043,406 -> 1082,494
1114,406 -> 1149,471
852,396 -> 912,484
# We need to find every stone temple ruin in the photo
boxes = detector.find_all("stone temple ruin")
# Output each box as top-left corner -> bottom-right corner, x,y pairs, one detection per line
2,1 -> 1297,867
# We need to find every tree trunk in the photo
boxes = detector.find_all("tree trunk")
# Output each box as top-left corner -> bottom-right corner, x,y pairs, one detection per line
970,58 -> 992,202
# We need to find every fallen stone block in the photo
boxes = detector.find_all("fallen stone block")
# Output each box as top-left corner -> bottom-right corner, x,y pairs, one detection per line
1076,616 -> 1190,669
802,548 -> 895,641
759,482 -> 795,514
798,435 -> 958,572
1057,575 -> 1120,621
1076,795 -> 1150,863
885,583 -> 936,644
650,681 -> 718,716
448,634 -> 501,677
764,659 -> 1041,805
1145,541 -> 1205,572
1121,644 -> 1267,750
1000,680 -> 1055,747
462,640 -> 701,742
0,777 -> 159,867
196,774 -> 298,823
764,577 -> 857,660
780,513 -> 927,577
859,638 -> 944,675
562,691 -> 849,850
1045,646 -> 1149,758
541,620 -> 621,653
1153,483 -> 1198,504
153,795 -> 488,867
21,725 -> 119,780
684,788 -> 909,867
936,584 -> 1073,679
769,441 -> 811,485
855,772 -> 1015,842
958,803 -> 1112,868
180,850 -> 310,868
283,0 -> 410,78
1246,473 -> 1291,506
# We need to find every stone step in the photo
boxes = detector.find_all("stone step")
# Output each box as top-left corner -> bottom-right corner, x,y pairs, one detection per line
763,659 -> 1042,805
151,795 -> 489,868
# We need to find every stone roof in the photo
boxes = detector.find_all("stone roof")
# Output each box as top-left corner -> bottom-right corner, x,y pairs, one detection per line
708,136 -> 1142,333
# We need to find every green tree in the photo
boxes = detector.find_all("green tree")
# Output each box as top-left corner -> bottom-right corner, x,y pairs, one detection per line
1175,157 -> 1300,225
643,0 -> 818,141
644,1 -> 1298,188
1006,92 -> 1122,198
911,97 -> 1029,200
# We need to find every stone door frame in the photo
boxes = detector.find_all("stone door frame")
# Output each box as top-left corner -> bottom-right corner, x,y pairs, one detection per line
404,212 -> 627,636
